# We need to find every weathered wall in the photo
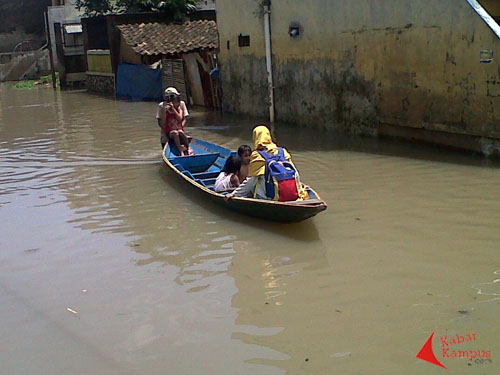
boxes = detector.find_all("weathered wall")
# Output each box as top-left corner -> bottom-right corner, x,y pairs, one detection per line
47,1 -> 85,65
86,73 -> 115,95
217,0 -> 500,150
86,50 -> 114,94
162,58 -> 188,101
216,0 -> 267,116
87,50 -> 112,73
183,51 -> 217,106
119,35 -> 141,65
0,50 -> 50,81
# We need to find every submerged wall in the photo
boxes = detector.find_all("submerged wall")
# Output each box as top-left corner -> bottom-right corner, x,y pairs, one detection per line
47,1 -> 84,66
86,50 -> 114,95
216,0 -> 500,153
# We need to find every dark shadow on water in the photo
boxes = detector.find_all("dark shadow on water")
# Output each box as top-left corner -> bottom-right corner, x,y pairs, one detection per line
186,111 -> 500,169
158,166 -> 321,243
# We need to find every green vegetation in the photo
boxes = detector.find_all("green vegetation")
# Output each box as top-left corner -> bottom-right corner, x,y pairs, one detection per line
75,0 -> 199,21
12,80 -> 37,89
39,74 -> 58,84
12,74 -> 59,90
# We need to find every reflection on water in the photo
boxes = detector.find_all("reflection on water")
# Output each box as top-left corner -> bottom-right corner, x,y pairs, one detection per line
1,84 -> 500,375
472,270 -> 500,299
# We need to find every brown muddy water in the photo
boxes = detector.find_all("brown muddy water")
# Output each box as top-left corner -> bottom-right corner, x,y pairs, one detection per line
1,84 -> 500,375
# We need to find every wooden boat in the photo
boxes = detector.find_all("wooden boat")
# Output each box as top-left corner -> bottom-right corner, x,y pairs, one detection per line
162,138 -> 327,222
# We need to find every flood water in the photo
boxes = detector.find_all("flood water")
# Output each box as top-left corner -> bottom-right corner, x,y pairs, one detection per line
1,84 -> 499,375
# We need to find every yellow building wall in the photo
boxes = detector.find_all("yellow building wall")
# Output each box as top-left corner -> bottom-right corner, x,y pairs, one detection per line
87,50 -> 113,73
217,0 -> 266,58
217,0 -> 500,150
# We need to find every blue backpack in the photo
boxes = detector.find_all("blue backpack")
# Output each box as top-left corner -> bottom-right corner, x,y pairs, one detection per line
257,148 -> 299,201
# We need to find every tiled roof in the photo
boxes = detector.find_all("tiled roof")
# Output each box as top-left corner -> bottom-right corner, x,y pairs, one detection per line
117,20 -> 218,56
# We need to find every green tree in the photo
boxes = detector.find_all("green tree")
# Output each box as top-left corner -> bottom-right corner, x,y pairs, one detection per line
75,0 -> 114,16
76,0 -> 199,20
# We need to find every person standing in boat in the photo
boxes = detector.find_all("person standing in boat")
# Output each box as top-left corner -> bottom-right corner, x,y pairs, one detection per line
156,87 -> 190,154
226,125 -> 308,200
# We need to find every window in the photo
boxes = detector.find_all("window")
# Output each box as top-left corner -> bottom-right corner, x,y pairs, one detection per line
238,34 -> 250,47
63,24 -> 83,48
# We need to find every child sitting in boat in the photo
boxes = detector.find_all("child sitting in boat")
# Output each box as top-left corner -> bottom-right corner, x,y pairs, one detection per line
237,145 -> 252,183
215,155 -> 241,192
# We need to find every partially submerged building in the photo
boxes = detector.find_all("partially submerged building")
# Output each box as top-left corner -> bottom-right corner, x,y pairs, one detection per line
47,0 -> 86,86
0,0 -> 66,82
117,21 -> 219,105
83,13 -> 219,106
216,0 -> 500,154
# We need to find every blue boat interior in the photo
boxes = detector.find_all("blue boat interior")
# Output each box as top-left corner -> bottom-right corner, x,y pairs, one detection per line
166,139 -> 232,191
166,138 -> 318,199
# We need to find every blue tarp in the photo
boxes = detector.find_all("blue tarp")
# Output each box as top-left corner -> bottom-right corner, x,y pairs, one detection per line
116,62 -> 163,101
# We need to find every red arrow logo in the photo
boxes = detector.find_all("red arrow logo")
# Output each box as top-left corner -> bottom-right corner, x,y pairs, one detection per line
416,329 -> 447,369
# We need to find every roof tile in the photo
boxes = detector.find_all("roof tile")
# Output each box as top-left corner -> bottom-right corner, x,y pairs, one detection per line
117,20 -> 219,56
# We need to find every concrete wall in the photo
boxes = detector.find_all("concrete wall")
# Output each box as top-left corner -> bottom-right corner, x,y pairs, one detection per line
119,35 -> 141,65
0,50 -> 50,81
216,0 -> 500,151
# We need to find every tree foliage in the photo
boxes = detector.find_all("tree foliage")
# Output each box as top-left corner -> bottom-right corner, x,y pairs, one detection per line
76,0 -> 199,20
75,0 -> 114,16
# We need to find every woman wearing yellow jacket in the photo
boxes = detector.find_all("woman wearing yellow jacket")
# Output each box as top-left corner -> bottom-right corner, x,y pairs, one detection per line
226,125 -> 308,201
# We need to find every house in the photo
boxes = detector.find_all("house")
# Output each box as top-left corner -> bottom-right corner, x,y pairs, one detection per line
82,13 -> 219,107
216,0 -> 500,154
116,20 -> 219,105
83,13 -> 167,97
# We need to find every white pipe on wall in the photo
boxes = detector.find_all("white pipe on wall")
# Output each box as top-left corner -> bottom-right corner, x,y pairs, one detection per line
263,2 -> 275,123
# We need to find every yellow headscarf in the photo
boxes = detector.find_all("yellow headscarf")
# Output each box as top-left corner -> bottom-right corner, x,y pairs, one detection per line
248,125 -> 291,176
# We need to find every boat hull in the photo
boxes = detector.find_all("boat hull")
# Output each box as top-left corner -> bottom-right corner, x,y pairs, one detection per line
207,192 -> 327,222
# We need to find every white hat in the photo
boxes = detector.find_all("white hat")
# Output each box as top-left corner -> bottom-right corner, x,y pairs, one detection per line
164,87 -> 180,96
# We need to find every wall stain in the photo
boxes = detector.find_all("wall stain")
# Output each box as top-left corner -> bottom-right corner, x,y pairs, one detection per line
341,24 -> 440,35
